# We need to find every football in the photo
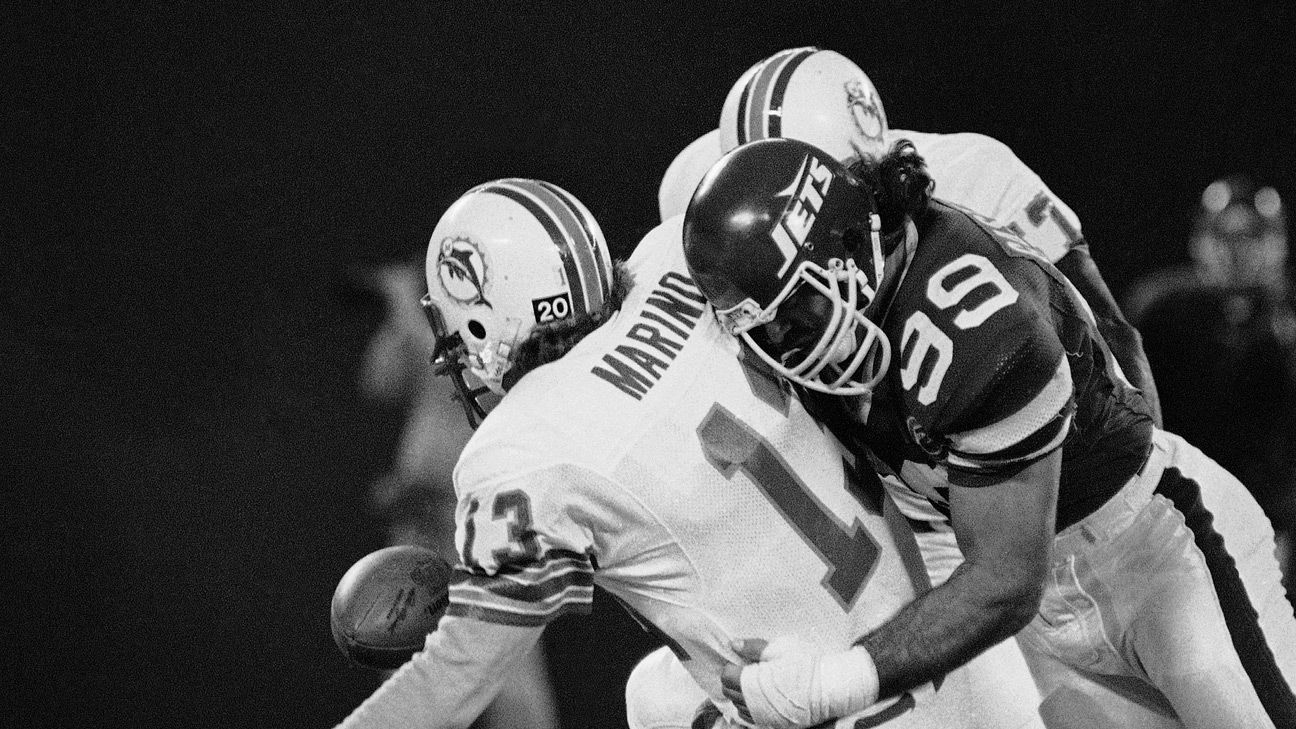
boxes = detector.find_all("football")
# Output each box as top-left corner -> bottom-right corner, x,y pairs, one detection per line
330,545 -> 456,670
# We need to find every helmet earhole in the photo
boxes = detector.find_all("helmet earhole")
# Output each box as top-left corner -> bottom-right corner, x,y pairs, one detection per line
467,320 -> 487,339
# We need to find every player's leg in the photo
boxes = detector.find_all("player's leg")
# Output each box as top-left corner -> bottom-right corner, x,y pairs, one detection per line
1022,427 -> 1296,728
1136,431 -> 1296,728
1016,546 -> 1185,729
1019,644 -> 1181,729
1016,455 -> 1192,729
1103,492 -> 1273,728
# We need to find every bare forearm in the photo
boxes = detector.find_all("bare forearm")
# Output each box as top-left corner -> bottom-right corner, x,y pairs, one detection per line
855,558 -> 1040,699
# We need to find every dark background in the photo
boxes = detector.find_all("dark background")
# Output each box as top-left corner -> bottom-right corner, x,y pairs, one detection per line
4,1 -> 1294,727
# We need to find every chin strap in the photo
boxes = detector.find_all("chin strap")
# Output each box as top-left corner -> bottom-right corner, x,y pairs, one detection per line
429,333 -> 492,429
879,224 -> 907,257
869,218 -> 919,324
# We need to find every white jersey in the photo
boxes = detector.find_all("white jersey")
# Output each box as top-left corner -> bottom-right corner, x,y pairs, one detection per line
451,216 -> 967,726
656,128 -> 1084,264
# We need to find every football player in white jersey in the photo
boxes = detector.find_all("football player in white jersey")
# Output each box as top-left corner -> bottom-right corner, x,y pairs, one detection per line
683,137 -> 1296,728
335,179 -> 1006,729
656,47 -> 1159,426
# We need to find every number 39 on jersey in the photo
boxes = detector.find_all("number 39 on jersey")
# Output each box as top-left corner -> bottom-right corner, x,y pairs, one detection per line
899,253 -> 1019,405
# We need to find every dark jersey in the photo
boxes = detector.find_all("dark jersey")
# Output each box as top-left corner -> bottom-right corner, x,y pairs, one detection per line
1136,283 -> 1296,515
823,200 -> 1154,530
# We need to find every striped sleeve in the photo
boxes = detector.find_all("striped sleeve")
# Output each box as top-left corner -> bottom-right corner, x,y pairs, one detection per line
942,347 -> 1075,486
451,461 -> 610,627
447,550 -> 595,627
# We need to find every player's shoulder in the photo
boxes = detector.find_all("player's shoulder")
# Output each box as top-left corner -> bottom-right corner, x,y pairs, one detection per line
888,202 -> 1064,407
454,384 -> 632,513
658,129 -> 724,222
890,129 -> 1020,165
627,214 -> 687,277
931,131 -> 1015,157
896,129 -> 1042,197
455,329 -> 632,467
917,199 -> 1038,269
922,200 -> 1054,274
455,387 -> 575,485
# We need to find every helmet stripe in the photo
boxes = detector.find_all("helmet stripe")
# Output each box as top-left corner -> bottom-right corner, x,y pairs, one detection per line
537,179 -> 612,301
521,179 -> 600,311
766,48 -> 815,138
510,179 -> 604,312
740,49 -> 795,146
532,179 -> 611,305
479,182 -> 588,315
741,47 -> 815,145
735,72 -> 754,145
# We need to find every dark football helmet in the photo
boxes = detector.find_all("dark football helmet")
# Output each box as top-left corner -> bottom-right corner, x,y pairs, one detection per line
683,138 -> 890,396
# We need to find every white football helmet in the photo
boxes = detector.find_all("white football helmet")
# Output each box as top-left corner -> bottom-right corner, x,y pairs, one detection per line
422,178 -> 614,424
720,47 -> 889,166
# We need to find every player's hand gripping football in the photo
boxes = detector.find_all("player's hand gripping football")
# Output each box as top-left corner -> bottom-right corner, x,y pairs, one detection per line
720,636 -> 879,729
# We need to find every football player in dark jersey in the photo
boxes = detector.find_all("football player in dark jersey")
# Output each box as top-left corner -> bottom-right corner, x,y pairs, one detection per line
683,138 -> 1296,729
658,46 -> 1161,431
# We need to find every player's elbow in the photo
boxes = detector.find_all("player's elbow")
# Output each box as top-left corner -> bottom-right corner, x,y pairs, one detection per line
1102,315 -> 1143,350
973,557 -> 1047,636
997,578 -> 1045,634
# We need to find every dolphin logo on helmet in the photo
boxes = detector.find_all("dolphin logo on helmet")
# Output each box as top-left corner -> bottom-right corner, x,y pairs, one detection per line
845,78 -> 885,145
437,236 -> 492,309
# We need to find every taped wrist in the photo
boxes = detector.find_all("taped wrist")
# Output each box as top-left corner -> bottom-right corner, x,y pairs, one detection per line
816,646 -> 879,719
740,646 -> 879,729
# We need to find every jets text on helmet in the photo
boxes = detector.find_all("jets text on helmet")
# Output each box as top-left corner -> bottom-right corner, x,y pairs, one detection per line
772,154 -> 833,276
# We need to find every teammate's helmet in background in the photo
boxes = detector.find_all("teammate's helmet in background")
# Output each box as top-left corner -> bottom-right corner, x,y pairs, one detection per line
1191,175 -> 1289,291
683,138 -> 890,396
720,47 -> 888,166
422,179 -> 614,423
